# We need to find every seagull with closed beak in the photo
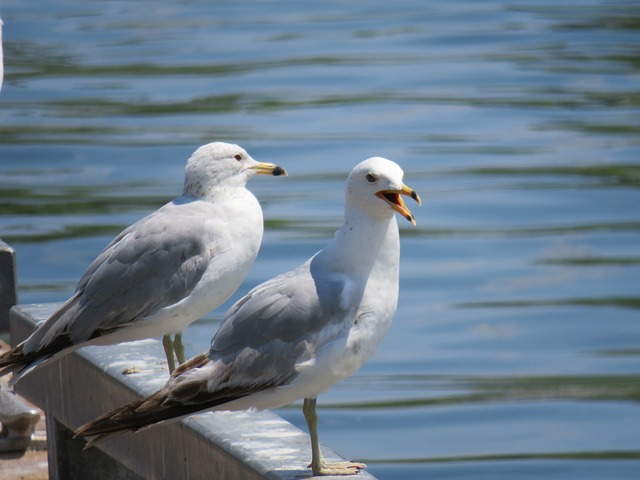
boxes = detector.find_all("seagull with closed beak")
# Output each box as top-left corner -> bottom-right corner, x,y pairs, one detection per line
0,142 -> 286,382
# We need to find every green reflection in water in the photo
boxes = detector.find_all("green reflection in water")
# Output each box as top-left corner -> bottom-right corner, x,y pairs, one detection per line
460,164 -> 640,188
5,43 -> 384,82
539,121 -> 640,137
1,196 -> 168,216
363,450 -> 640,465
325,374 -> 640,409
0,182 -> 170,215
408,221 -> 640,239
597,349 -> 640,357
456,297 -> 640,310
2,224 -> 127,245
19,90 -> 640,118
537,257 -> 640,266
19,282 -> 76,293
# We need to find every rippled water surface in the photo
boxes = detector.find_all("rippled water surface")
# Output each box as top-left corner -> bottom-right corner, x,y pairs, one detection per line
1,1 -> 639,478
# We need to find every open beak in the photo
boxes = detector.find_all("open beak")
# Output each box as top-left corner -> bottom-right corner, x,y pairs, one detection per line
250,162 -> 287,176
376,184 -> 422,225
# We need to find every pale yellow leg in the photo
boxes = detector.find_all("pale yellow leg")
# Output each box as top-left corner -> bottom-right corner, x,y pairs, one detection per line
173,332 -> 186,366
162,334 -> 176,373
302,398 -> 367,476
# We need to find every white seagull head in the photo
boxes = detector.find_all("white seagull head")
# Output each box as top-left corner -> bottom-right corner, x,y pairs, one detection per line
345,156 -> 421,225
183,142 -> 286,198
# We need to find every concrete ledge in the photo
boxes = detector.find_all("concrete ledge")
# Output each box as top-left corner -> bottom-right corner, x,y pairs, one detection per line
10,304 -> 376,480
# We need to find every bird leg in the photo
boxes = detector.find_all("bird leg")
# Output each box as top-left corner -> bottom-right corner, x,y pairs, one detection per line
162,334 -> 176,373
302,397 -> 366,476
173,332 -> 186,366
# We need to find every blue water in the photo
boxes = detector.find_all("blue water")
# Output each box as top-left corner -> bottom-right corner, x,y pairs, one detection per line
1,1 -> 639,478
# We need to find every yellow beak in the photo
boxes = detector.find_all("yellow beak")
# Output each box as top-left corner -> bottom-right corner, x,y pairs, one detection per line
375,183 -> 422,225
250,163 -> 287,176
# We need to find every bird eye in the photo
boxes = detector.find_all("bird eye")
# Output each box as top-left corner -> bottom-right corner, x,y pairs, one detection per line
234,154 -> 243,161
365,173 -> 376,183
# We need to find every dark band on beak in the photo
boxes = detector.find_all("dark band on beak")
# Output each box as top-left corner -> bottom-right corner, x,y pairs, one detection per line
272,165 -> 287,176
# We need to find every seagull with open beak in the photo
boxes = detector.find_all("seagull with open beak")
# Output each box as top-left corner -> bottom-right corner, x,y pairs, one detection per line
76,156 -> 420,477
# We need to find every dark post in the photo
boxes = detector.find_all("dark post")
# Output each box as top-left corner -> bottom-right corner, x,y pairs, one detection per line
0,239 -> 41,453
0,239 -> 17,332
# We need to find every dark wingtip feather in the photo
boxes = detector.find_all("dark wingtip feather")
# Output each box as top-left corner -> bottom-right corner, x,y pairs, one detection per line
0,344 -> 25,373
1,334 -> 74,383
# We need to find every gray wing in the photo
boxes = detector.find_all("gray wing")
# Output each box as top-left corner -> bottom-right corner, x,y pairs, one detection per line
75,259 -> 359,437
207,256 -> 357,389
25,200 -> 216,351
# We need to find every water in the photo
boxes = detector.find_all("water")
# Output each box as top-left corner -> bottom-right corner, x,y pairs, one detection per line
1,1 -> 639,478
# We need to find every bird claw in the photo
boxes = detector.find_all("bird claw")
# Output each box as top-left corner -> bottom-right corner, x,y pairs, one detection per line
309,460 -> 367,476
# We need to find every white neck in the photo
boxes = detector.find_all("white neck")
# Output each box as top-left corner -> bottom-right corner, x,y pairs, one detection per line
319,209 -> 400,281
183,182 -> 245,202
